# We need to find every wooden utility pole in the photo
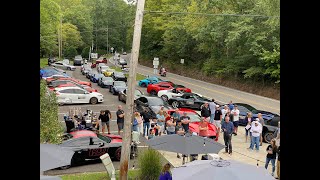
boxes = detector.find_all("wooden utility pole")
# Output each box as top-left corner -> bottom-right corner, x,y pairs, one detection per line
119,0 -> 146,179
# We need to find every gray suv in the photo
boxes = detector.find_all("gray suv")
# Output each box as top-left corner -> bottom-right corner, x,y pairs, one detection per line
74,55 -> 83,66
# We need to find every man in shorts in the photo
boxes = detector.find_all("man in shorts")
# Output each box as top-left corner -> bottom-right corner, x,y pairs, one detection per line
116,105 -> 125,135
231,105 -> 240,136
98,110 -> 111,134
213,105 -> 222,138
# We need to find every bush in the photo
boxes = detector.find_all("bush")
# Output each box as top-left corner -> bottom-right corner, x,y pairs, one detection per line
40,80 -> 63,144
81,47 -> 90,59
138,148 -> 162,180
97,49 -> 107,56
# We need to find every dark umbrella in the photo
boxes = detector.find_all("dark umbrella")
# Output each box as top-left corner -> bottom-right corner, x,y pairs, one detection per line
40,143 -> 75,172
172,160 -> 275,180
145,134 -> 224,155
40,175 -> 62,180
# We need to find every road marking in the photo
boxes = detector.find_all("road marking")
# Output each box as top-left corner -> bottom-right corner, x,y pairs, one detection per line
138,68 -> 280,112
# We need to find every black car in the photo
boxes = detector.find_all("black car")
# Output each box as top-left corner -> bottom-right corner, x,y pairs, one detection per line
98,76 -> 114,88
227,103 -> 279,126
59,130 -> 137,169
262,115 -> 280,143
74,55 -> 83,66
112,72 -> 127,82
168,93 -> 212,110
109,81 -> 127,95
134,96 -> 173,118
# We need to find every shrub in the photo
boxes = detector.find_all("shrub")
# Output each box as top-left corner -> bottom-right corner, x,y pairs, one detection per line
64,47 -> 78,59
138,148 -> 162,180
81,47 -> 90,59
40,80 -> 63,144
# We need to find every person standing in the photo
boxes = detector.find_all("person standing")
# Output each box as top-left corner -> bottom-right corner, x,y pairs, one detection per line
244,112 -> 253,142
208,99 -> 216,124
249,120 -> 262,151
135,112 -> 143,135
276,145 -> 280,179
156,110 -> 166,136
166,117 -> 176,135
274,121 -> 280,147
180,112 -> 191,133
257,113 -> 265,146
213,105 -> 222,138
141,109 -> 152,137
201,102 -> 211,122
230,105 -> 240,136
171,109 -> 181,122
265,139 -> 278,177
228,101 -> 234,111
159,163 -> 172,180
116,105 -> 125,135
221,116 -> 234,155
98,110 -> 111,134
175,121 -> 185,158
221,105 -> 229,123
198,117 -> 209,137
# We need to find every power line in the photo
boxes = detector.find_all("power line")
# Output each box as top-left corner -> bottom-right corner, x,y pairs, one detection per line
144,11 -> 280,19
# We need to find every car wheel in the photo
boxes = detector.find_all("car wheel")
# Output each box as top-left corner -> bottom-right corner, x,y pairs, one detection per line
114,147 -> 122,161
263,131 -> 274,143
150,90 -> 157,96
141,83 -> 147,87
67,67 -> 71,70
172,101 -> 179,108
112,89 -> 116,95
70,153 -> 84,166
161,95 -> 169,102
90,97 -> 98,104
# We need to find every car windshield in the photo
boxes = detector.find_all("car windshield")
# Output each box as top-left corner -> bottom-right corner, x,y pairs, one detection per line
148,98 -> 165,106
102,77 -> 113,81
114,81 -> 126,87
114,72 -> 124,76
181,113 -> 201,122
97,134 -> 111,143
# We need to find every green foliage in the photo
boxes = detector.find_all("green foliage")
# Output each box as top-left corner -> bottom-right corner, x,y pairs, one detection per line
40,80 -> 63,144
97,49 -> 107,56
81,46 -> 90,58
40,58 -> 48,68
62,23 -> 83,49
64,47 -> 78,59
138,148 -> 162,180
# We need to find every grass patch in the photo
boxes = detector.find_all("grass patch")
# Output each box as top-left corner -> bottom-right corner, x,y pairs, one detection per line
40,58 -> 48,68
60,170 -> 140,180
110,66 -> 122,72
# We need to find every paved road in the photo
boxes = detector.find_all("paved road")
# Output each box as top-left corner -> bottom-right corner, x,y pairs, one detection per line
115,53 -> 280,114
45,63 -> 169,176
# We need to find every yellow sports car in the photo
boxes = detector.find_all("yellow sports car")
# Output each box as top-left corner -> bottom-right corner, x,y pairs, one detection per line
103,69 -> 116,77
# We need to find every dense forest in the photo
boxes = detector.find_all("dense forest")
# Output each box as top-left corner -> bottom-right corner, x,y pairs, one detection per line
40,0 -> 280,99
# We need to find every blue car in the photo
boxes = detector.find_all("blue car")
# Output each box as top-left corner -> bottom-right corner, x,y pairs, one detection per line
227,103 -> 278,126
41,69 -> 69,78
90,73 -> 104,83
138,76 -> 167,87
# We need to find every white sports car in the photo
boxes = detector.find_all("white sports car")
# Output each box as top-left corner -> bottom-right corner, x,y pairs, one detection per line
55,87 -> 104,105
157,89 -> 184,102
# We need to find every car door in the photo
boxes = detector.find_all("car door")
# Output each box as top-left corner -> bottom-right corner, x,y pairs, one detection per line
54,62 -> 63,69
57,89 -> 78,104
73,89 -> 90,103
159,85 -> 170,91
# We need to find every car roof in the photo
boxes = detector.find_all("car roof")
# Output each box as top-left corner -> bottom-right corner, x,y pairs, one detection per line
70,130 -> 97,138
55,86 -> 84,91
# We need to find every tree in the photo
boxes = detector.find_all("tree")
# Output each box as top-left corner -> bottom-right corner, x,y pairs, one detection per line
40,80 -> 63,144
61,23 -> 83,51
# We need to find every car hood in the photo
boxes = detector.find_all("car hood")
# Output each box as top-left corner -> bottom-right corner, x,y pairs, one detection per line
114,86 -> 127,91
90,92 -> 103,96
189,122 -> 217,136
150,105 -> 173,113
114,75 -> 126,78
102,81 -> 113,85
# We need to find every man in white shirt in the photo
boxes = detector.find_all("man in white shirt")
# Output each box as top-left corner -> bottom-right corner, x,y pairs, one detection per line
230,105 -> 240,136
208,99 -> 216,124
249,120 -> 262,151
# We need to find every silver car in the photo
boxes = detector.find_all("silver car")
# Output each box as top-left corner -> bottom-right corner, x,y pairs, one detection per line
51,61 -> 76,71
118,89 -> 143,103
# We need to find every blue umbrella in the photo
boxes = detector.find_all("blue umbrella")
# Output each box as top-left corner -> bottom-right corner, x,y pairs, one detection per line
172,160 -> 275,180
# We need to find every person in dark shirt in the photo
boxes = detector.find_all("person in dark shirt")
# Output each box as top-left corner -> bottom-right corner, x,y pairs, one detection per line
98,110 -> 112,134
276,145 -> 280,179
179,112 -> 191,133
116,105 -> 125,135
265,139 -> 277,177
175,121 -> 185,158
221,116 -> 234,155
141,108 -> 152,136
201,102 -> 211,121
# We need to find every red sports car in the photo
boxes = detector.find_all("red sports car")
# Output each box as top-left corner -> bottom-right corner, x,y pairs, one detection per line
46,77 -> 92,87
166,108 -> 218,140
147,83 -> 191,96
91,58 -> 108,68
47,80 -> 98,92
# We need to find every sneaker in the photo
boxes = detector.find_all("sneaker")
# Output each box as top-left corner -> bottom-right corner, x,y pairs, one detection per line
260,143 -> 262,146
234,133 -> 237,136
229,152 -> 232,155
177,154 -> 181,159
